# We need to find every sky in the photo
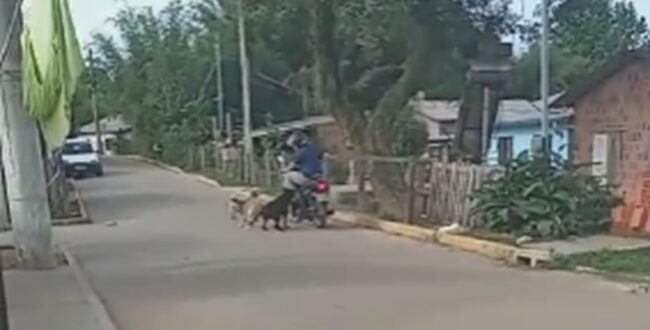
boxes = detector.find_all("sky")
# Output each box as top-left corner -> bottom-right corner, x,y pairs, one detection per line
67,0 -> 650,45
68,0 -> 178,45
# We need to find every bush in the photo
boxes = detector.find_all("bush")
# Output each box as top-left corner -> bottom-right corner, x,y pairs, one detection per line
472,153 -> 622,239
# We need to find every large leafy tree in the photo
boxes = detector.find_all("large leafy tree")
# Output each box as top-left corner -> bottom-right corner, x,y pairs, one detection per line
511,0 -> 648,98
74,0 -> 307,158
551,0 -> 649,66
523,0 -> 649,66
304,0 -> 517,216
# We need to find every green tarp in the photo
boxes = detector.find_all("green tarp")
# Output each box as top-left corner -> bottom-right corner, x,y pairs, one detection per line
22,0 -> 84,149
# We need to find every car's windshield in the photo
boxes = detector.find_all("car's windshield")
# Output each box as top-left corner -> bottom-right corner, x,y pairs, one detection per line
63,142 -> 93,155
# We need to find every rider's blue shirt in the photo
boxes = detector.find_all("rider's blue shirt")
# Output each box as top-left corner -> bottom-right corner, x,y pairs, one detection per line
294,142 -> 323,179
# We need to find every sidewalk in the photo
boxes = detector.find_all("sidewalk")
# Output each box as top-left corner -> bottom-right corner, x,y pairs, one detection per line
5,265 -> 101,330
1,230 -> 117,330
525,235 -> 650,255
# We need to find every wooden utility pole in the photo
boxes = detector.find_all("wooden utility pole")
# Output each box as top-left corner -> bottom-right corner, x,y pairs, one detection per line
88,49 -> 104,155
0,0 -> 55,269
238,0 -> 254,183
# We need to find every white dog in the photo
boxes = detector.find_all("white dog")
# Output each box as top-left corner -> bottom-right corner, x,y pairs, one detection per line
229,190 -> 266,229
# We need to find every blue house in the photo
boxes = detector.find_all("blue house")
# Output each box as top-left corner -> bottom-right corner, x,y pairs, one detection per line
487,97 -> 573,165
417,95 -> 573,165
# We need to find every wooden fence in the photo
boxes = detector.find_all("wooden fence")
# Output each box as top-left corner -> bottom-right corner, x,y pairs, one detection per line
352,156 -> 499,228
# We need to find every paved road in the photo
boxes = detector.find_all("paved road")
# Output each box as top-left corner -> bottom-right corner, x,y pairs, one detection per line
58,158 -> 650,330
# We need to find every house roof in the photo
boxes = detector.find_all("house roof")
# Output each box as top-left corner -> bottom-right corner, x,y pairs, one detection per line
553,50 -> 650,107
79,115 -> 131,134
251,115 -> 336,139
495,95 -> 571,127
417,95 -> 572,140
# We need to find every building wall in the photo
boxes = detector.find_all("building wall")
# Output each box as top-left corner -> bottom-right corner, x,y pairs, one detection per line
574,61 -> 650,235
487,124 -> 570,166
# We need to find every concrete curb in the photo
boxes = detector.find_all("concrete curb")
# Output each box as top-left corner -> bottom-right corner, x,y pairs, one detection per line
52,183 -> 91,226
61,246 -> 119,330
123,155 -> 222,188
333,211 -> 552,267
334,212 -> 436,242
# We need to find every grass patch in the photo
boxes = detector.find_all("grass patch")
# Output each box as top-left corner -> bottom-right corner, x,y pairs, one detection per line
550,247 -> 650,277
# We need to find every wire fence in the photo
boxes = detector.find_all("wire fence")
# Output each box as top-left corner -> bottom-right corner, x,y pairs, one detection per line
133,139 -> 501,229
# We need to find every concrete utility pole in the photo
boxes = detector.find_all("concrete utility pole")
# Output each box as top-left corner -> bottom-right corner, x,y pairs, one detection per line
238,0 -> 254,183
481,87 -> 490,161
226,111 -> 233,143
215,33 -> 225,133
540,0 -> 551,151
88,49 -> 104,155
0,0 -> 55,268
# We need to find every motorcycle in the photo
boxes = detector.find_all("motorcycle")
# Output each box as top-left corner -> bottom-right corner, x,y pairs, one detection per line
292,178 -> 333,228
277,154 -> 333,228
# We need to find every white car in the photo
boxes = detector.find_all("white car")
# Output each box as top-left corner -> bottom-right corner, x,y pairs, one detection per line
62,138 -> 103,178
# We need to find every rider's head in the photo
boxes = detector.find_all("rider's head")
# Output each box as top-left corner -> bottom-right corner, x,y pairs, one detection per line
288,130 -> 308,148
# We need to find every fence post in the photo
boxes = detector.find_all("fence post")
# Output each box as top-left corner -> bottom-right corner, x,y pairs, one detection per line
198,146 -> 205,171
264,149 -> 272,187
427,160 -> 437,224
356,157 -> 368,211
406,159 -> 416,224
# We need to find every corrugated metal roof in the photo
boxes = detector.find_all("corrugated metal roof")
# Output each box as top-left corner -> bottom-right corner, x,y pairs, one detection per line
417,95 -> 572,140
79,115 -> 131,134
251,115 -> 336,138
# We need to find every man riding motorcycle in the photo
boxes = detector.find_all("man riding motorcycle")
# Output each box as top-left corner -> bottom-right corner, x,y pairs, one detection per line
281,130 -> 323,191
281,130 -> 327,223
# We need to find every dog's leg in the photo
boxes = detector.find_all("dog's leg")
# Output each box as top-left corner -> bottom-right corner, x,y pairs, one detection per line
274,217 -> 284,231
262,217 -> 269,231
281,215 -> 288,230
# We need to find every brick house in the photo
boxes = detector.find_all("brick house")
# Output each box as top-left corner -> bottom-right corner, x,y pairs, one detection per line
555,51 -> 650,235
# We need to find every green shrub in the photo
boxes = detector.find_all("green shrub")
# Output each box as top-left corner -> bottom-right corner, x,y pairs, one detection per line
472,153 -> 622,239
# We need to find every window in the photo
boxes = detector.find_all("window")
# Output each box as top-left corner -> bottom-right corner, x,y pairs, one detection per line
592,131 -> 624,184
567,127 -> 575,163
63,142 -> 93,155
497,136 -> 514,165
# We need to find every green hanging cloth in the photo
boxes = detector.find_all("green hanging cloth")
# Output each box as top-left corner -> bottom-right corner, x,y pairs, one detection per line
22,0 -> 84,149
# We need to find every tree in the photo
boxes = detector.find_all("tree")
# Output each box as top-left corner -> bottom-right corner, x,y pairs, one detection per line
526,0 -> 649,67
307,0 -> 517,217
507,44 -> 589,99
75,0 -> 308,161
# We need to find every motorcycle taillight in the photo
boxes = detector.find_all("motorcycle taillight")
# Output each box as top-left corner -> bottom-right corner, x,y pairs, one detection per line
315,180 -> 330,193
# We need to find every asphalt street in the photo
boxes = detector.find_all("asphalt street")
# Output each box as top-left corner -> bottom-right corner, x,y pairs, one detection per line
55,157 -> 650,330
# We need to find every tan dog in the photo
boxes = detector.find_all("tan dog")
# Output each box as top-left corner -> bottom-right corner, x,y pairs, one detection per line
229,190 -> 266,229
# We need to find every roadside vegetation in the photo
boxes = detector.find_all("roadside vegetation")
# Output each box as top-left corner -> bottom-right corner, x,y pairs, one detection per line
472,154 -> 622,240
550,248 -> 650,277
